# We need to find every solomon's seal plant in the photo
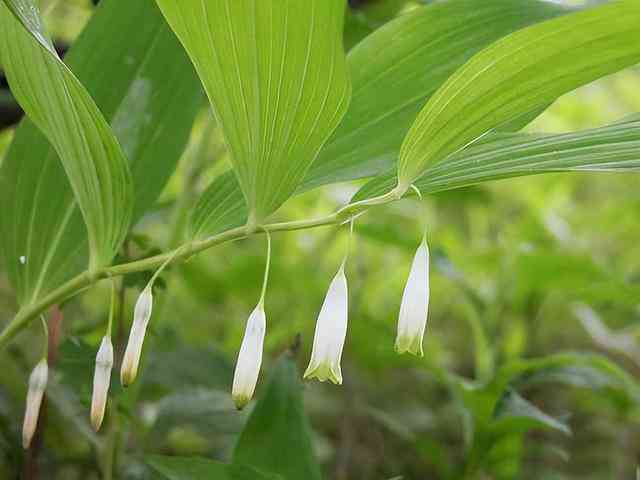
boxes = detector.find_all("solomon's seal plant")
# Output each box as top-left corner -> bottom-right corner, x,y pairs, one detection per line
1,3 -> 640,476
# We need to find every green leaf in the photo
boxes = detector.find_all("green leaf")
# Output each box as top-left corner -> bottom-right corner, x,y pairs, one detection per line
187,0 -> 568,239
155,0 -> 351,225
396,0 -> 640,193
495,352 -> 640,405
0,0 -> 133,270
233,356 -> 321,480
188,171 -> 247,240
353,115 -> 640,201
305,0 -> 569,190
0,0 -> 203,304
493,391 -> 571,436
146,455 -> 282,480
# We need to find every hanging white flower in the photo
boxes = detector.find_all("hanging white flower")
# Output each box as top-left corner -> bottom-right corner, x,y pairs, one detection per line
22,358 -> 48,449
395,237 -> 430,356
121,287 -> 153,386
91,336 -> 114,431
232,304 -> 266,409
304,266 -> 349,384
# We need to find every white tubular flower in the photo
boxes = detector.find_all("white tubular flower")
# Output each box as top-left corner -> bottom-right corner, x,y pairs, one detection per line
22,358 -> 48,449
121,287 -> 153,386
91,336 -> 114,431
395,237 -> 430,356
304,266 -> 349,384
232,304 -> 266,410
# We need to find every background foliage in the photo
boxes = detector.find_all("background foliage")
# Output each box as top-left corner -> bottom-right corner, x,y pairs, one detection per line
1,0 -> 639,479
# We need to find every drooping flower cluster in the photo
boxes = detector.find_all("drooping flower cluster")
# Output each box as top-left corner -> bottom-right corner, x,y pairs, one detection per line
231,213 -> 431,408
19,197 -> 430,442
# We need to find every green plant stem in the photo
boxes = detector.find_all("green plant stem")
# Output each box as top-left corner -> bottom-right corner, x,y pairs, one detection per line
0,191 -> 401,350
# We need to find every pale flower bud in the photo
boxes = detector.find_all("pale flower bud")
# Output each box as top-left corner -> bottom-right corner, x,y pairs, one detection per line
121,287 -> 153,386
395,237 -> 430,356
91,336 -> 114,431
232,304 -> 266,410
304,266 -> 348,384
22,358 -> 48,449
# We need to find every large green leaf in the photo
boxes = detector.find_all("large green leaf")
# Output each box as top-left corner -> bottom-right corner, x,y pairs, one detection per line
0,0 -> 133,270
146,455 -> 282,480
0,0 -> 203,304
155,0 -> 351,225
190,0 -> 569,238
353,115 -> 640,201
187,0 -> 569,240
233,356 -> 322,480
396,0 -> 640,193
304,0 -> 569,190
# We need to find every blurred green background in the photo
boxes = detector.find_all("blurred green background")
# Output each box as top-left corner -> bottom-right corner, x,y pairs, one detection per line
1,0 -> 639,479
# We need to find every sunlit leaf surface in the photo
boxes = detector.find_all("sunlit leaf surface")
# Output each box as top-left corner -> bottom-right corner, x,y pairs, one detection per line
156,0 -> 351,224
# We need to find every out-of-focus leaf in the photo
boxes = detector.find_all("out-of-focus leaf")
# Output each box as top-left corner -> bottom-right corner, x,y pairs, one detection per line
156,0 -> 351,224
233,356 -> 321,480
306,0 -> 568,190
146,455 -> 282,480
0,0 -> 133,270
495,352 -> 640,405
493,390 -> 571,436
0,0 -> 203,305
354,115 -> 640,200
396,0 -> 640,192
149,389 -> 244,448
145,347 -> 234,393
573,304 -> 640,364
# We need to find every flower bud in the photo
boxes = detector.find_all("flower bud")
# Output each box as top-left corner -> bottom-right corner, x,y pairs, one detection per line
91,336 -> 114,431
121,287 -> 153,386
304,266 -> 348,384
22,359 -> 48,449
232,304 -> 266,410
395,238 -> 430,356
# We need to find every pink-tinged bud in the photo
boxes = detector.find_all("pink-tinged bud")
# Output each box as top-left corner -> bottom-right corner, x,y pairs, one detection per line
121,287 -> 153,386
304,266 -> 349,385
91,336 -> 114,431
232,304 -> 266,409
22,359 -> 48,449
395,238 -> 430,356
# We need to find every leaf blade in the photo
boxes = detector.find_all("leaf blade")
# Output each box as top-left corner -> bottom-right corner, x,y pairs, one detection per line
0,0 -> 203,304
156,0 -> 351,223
306,0 -> 570,190
146,456 -> 282,480
232,356 -> 322,480
353,115 -> 640,201
0,0 -> 134,269
397,0 -> 640,192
